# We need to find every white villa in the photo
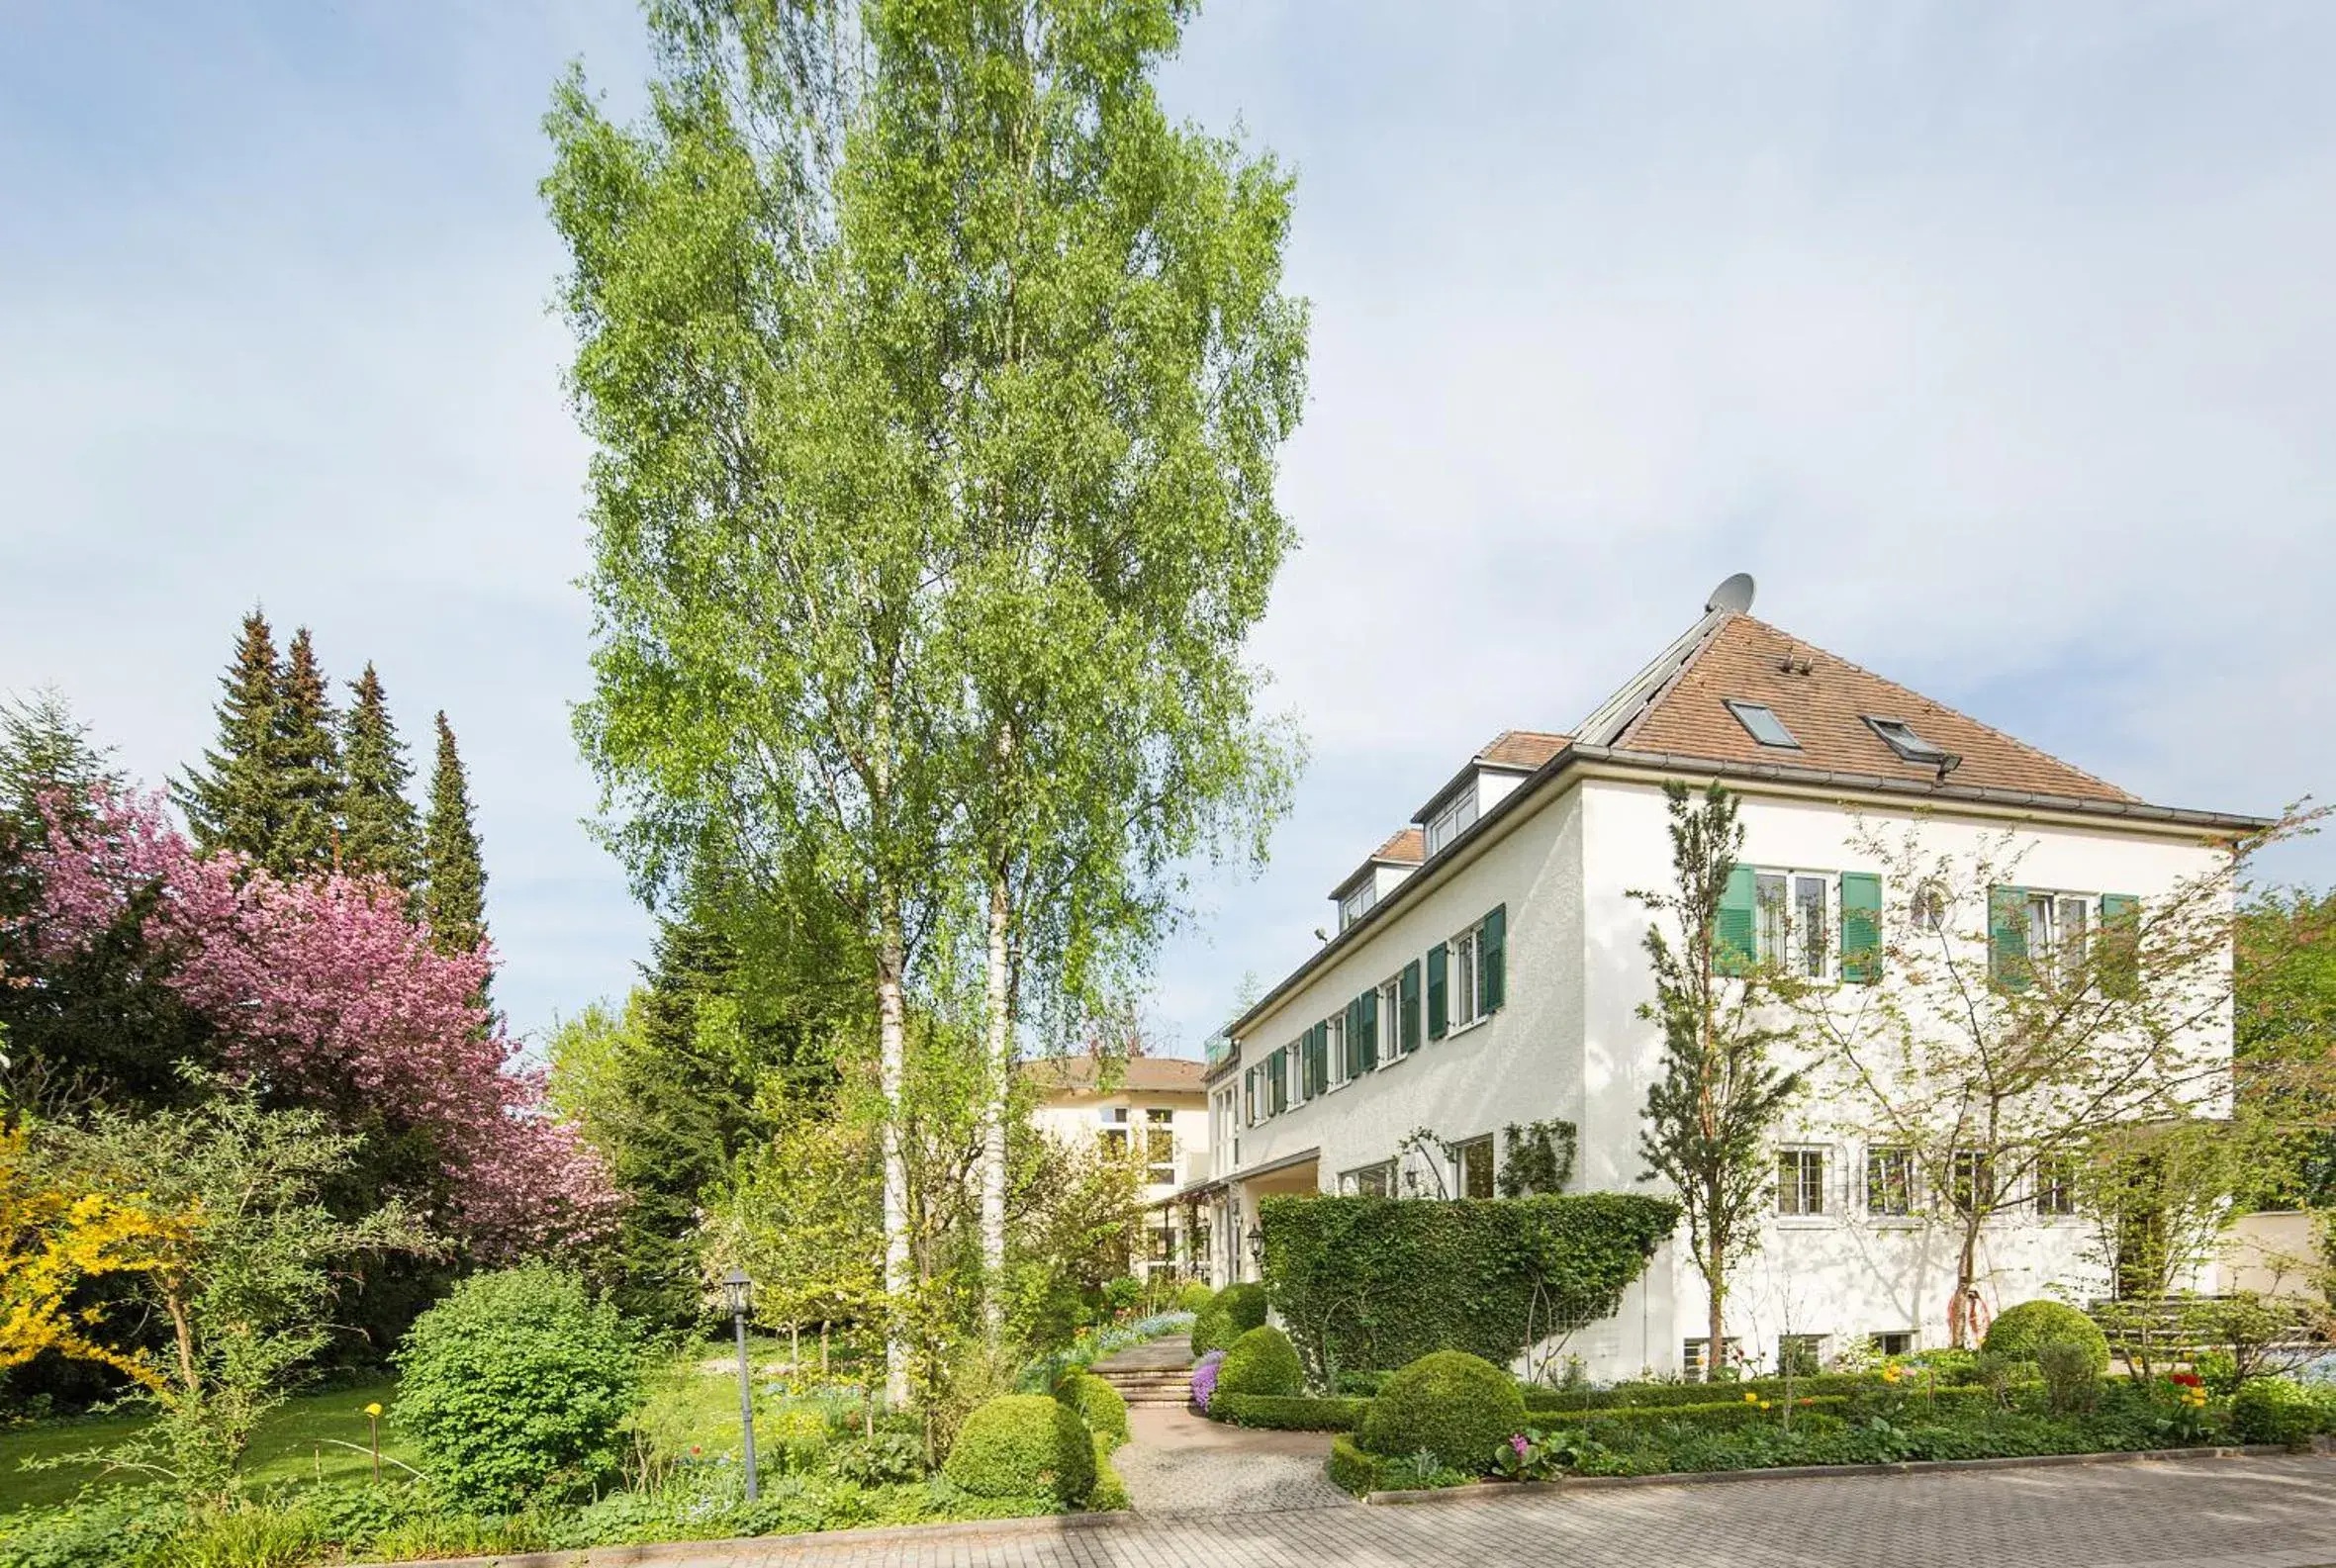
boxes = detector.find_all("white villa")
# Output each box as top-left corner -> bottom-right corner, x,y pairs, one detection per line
1024,1055 -> 1211,1280
1158,577 -> 2263,1381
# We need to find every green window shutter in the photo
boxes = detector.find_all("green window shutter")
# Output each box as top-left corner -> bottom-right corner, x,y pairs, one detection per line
1358,987 -> 1380,1071
1427,943 -> 1449,1039
1715,866 -> 1756,976
2100,893 -> 2141,1000
1272,1050 -> 1287,1115
1299,1033 -> 1316,1098
1480,904 -> 1507,1013
1314,1020 -> 1329,1083
1399,961 -> 1422,1054
1988,885 -> 2030,990
1838,873 -> 1883,983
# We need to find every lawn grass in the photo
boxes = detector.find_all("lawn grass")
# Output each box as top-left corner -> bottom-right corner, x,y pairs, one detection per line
0,1377 -> 413,1513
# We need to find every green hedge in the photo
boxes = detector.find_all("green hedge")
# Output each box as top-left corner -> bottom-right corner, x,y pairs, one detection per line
1525,1372 -> 1895,1412
943,1395 -> 1096,1504
1218,1326 -> 1303,1399
1210,1394 -> 1370,1431
1575,1386 -> 1992,1437
1088,1430 -> 1131,1510
1055,1371 -> 1130,1448
1260,1193 -> 1677,1375
1328,1433 -> 1384,1496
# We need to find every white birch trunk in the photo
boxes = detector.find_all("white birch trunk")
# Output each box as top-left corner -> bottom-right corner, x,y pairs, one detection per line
878,910 -> 911,1407
979,870 -> 1011,1337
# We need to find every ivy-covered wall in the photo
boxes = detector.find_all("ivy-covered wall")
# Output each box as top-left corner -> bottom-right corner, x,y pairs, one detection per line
1259,1193 -> 1679,1377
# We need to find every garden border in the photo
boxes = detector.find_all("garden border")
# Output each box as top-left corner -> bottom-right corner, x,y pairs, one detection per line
1363,1441 -> 2328,1504
340,1509 -> 1126,1568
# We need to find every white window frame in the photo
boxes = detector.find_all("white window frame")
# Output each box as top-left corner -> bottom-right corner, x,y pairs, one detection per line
1144,1108 -> 1175,1186
1339,880 -> 1376,930
2033,1153 -> 2079,1219
1450,924 -> 1482,1031
1864,1145 -> 1916,1220
1869,1330 -> 1916,1357
1682,1337 -> 1743,1384
1326,1012 -> 1351,1086
1748,866 -> 1844,981
1777,1334 -> 1828,1377
1376,974 -> 1403,1061
1776,1146 -> 1828,1219
1284,1038 -> 1308,1109
1340,1160 -> 1396,1198
1453,1135 -> 1496,1200
2023,889 -> 2098,981
1425,789 -> 1478,858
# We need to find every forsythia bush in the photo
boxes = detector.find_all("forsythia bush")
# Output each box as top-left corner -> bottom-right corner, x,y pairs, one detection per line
394,1265 -> 641,1508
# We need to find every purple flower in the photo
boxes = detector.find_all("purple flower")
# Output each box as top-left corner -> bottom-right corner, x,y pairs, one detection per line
1510,1434 -> 1530,1456
1191,1349 -> 1227,1411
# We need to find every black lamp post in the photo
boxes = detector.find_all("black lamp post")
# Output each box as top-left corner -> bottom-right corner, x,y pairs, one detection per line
723,1267 -> 759,1501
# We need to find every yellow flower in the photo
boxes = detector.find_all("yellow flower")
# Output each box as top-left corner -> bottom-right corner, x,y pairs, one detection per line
1758,1400 -> 1772,1411
1743,1392 -> 1759,1404
364,1403 -> 383,1418
1881,1364 -> 1903,1385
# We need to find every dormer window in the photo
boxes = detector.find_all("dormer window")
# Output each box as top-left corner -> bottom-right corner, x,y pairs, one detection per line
1724,699 -> 1800,749
1425,790 -> 1478,857
1338,880 -> 1377,930
1865,715 -> 1947,765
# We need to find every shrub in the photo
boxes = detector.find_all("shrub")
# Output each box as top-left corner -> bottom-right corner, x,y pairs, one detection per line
765,1403 -> 833,1471
1055,1371 -> 1130,1448
1175,1282 -> 1215,1315
1188,1300 -> 1234,1357
2232,1377 -> 2319,1448
1327,1433 -> 1383,1496
1260,1193 -> 1677,1379
1982,1301 -> 2109,1374
826,1430 -> 925,1485
1210,1393 -> 1369,1430
1190,1348 -> 1227,1411
393,1264 -> 641,1510
1358,1350 -> 1527,1474
1088,1431 -> 1131,1510
942,1395 -> 1096,1504
2036,1340 -> 2100,1416
1218,1281 -> 1268,1334
1218,1326 -> 1303,1399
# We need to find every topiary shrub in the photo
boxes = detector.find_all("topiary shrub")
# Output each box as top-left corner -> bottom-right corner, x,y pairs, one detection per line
393,1264 -> 641,1509
1088,1430 -> 1130,1510
1189,1300 -> 1234,1357
1176,1282 -> 1216,1315
1982,1300 -> 2109,1374
1327,1432 -> 1384,1496
2232,1377 -> 2319,1448
1217,1325 -> 1303,1400
1357,1350 -> 1526,1475
1218,1282 -> 1267,1334
942,1395 -> 1096,1504
1055,1370 -> 1130,1448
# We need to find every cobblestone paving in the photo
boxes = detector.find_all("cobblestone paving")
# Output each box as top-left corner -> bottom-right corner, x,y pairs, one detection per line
1111,1405 -> 1354,1516
641,1452 -> 2336,1568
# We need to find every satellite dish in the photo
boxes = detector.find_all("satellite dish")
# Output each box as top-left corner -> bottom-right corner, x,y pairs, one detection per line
1705,573 -> 1756,615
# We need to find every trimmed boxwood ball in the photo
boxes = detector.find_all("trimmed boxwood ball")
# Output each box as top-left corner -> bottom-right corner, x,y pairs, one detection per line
1056,1370 -> 1131,1447
1189,1300 -> 1234,1357
1217,1281 -> 1268,1334
1217,1325 -> 1303,1399
944,1395 -> 1097,1504
1358,1350 -> 1527,1475
1982,1300 -> 2109,1374
1175,1282 -> 1216,1314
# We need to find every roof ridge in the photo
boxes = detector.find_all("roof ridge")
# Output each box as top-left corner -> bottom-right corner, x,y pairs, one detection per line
1609,611 -> 1737,751
1725,614 -> 2133,800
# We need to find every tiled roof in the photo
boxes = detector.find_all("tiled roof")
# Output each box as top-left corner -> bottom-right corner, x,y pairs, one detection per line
1615,614 -> 2135,803
1477,730 -> 1571,769
1371,827 -> 1425,864
1021,1056 -> 1207,1097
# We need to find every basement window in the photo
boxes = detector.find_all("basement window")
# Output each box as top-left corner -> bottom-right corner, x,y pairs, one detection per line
1866,716 -> 1947,764
1724,699 -> 1800,749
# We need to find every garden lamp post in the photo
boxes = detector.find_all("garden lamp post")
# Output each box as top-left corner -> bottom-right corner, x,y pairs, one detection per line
724,1267 -> 759,1502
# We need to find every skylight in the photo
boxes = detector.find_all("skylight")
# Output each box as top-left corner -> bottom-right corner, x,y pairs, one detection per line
1724,699 -> 1799,749
1866,716 -> 1947,764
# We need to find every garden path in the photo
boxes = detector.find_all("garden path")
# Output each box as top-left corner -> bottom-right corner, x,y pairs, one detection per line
1111,1403 -> 1355,1515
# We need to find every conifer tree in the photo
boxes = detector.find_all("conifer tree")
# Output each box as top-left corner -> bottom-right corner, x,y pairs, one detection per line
175,610 -> 284,863
421,711 -> 487,957
272,627 -> 342,875
338,664 -> 420,889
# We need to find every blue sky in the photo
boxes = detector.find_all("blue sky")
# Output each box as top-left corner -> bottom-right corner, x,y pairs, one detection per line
4,2 -> 2331,1061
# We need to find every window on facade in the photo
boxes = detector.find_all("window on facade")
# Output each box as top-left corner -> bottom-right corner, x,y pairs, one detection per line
2026,892 -> 2091,979
1795,876 -> 1829,977
2034,1153 -> 2077,1218
1865,1146 -> 1915,1217
1327,1013 -> 1352,1084
1339,880 -> 1377,930
1778,1335 -> 1826,1378
1911,880 -> 1949,933
1682,1337 -> 1742,1384
1340,1161 -> 1396,1198
1425,790 -> 1478,858
1870,1330 -> 1916,1357
1777,1148 -> 1826,1216
1948,1150 -> 1994,1216
1451,925 -> 1481,1031
1100,1105 -> 1130,1160
1454,1136 -> 1495,1200
1145,1108 -> 1175,1185
1725,699 -> 1800,749
1149,1225 -> 1175,1263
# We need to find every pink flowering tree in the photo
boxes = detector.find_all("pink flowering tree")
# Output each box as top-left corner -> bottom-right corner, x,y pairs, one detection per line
20,787 -> 617,1257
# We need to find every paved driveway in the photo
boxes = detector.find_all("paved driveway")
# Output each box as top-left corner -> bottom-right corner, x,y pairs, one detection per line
653,1452 -> 2336,1567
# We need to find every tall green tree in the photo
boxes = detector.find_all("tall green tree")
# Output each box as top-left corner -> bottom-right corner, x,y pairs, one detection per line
2236,886 -> 2336,1206
174,609 -> 284,864
1635,782 -> 1802,1376
272,627 -> 342,875
422,711 -> 487,957
338,663 -> 420,888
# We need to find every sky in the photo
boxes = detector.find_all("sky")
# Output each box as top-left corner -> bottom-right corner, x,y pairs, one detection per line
3,1 -> 2331,1061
